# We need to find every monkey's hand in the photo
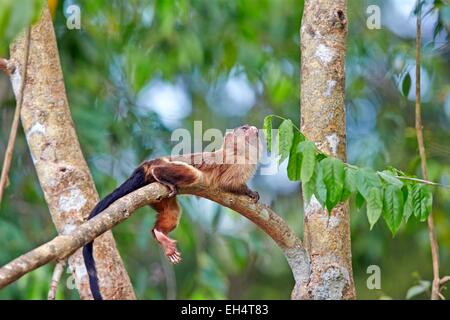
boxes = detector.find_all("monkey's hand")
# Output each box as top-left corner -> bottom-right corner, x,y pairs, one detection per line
247,190 -> 260,203
221,184 -> 260,203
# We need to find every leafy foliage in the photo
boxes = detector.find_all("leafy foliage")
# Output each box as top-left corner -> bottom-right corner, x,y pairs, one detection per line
0,0 -> 44,55
263,115 -> 435,235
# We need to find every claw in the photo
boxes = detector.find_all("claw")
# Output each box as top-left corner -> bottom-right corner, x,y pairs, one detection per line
168,252 -> 182,264
167,185 -> 178,197
168,190 -> 177,197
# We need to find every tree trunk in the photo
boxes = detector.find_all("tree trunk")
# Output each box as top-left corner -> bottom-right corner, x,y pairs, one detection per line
9,8 -> 135,299
299,0 -> 355,299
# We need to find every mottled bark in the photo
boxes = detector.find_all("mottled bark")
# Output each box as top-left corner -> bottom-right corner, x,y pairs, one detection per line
0,183 -> 309,292
8,8 -> 135,299
299,0 -> 355,299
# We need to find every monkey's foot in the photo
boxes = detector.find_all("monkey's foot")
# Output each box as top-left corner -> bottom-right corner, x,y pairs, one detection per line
153,229 -> 182,264
162,183 -> 177,197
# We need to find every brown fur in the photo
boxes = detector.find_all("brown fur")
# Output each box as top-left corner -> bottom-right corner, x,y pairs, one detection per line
140,125 -> 260,260
150,197 -> 181,234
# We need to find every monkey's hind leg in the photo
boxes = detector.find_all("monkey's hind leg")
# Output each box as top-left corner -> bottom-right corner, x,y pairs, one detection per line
150,197 -> 182,264
150,163 -> 199,197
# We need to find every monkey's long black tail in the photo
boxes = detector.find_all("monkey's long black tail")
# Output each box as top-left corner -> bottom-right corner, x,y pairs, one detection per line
82,167 -> 146,300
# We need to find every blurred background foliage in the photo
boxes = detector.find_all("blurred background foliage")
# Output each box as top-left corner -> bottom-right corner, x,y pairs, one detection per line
0,0 -> 449,299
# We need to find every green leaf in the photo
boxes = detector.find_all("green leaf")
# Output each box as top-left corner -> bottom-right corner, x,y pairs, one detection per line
367,188 -> 383,230
402,73 -> 411,97
299,141 -> 316,183
403,184 -> 414,223
411,184 -> 433,222
319,158 -> 345,212
314,162 -> 327,209
0,0 -> 45,56
342,167 -> 357,201
302,172 -> 316,204
382,185 -> 404,235
263,115 -> 273,152
356,192 -> 365,209
287,130 -> 304,181
356,168 -> 382,199
378,171 -> 404,188
302,156 -> 319,203
277,119 -> 294,164
406,281 -> 431,300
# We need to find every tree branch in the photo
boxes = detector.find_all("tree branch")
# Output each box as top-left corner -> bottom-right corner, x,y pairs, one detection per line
9,7 -> 136,299
440,276 -> 450,286
299,0 -> 353,300
0,28 -> 31,205
414,0 -> 440,300
48,260 -> 66,300
0,183 -> 309,293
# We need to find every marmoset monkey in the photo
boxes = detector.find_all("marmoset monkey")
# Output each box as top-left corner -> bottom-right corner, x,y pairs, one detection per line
83,125 -> 261,300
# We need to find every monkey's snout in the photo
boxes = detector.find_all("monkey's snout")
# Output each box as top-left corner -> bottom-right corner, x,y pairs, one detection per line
249,126 -> 258,133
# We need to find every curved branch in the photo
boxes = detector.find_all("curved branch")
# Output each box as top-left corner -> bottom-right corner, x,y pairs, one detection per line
440,276 -> 450,286
0,183 -> 309,292
0,28 -> 31,205
185,185 -> 311,297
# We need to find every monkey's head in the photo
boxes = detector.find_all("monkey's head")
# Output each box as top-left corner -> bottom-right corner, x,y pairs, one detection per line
223,124 -> 261,165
